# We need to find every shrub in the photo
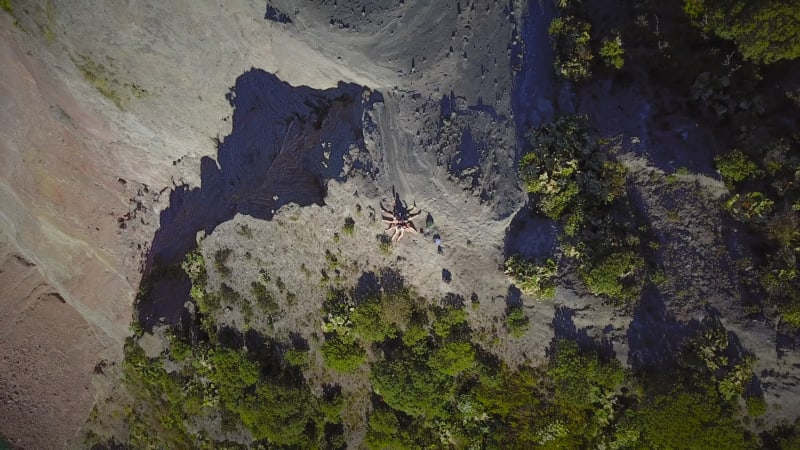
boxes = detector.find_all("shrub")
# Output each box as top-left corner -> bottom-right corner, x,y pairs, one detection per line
343,217 -> 355,236
548,339 -> 626,419
581,250 -> 645,303
250,281 -> 278,313
505,306 -> 530,338
351,299 -> 396,342
520,115 -> 626,221
214,248 -> 233,277
549,16 -> 593,81
428,342 -> 476,376
724,191 -> 774,220
208,348 -> 260,405
715,150 -> 762,184
634,390 -> 748,449
371,354 -> 452,419
746,395 -> 767,417
432,307 -> 468,339
378,234 -> 392,254
365,408 -> 423,449
321,335 -> 366,373
504,255 -> 557,299
600,35 -> 624,69
285,349 -> 310,368
683,0 -> 800,64
235,382 -> 322,447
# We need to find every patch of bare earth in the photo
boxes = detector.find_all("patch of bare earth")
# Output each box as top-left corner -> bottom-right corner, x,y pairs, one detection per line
0,230 -> 104,449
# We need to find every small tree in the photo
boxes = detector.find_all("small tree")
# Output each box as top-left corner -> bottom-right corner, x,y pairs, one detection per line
599,35 -> 624,69
683,0 -> 800,64
505,306 -> 530,338
505,254 -> 557,299
580,250 -> 645,303
321,335 -> 366,373
549,16 -> 594,81
714,150 -> 762,184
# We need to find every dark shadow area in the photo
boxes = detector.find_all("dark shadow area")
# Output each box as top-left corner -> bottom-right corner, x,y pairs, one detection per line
353,271 -> 380,303
505,285 -> 522,308
442,293 -> 465,308
218,325 -> 245,349
441,269 -> 452,283
137,69 -> 370,330
439,92 -> 457,119
264,4 -> 292,23
289,332 -> 309,351
468,97 -> 504,121
449,126 -> 480,174
425,213 -> 434,230
551,305 -> 615,360
244,328 -> 303,383
503,202 -> 557,259
378,267 -> 405,295
626,286 -> 701,370
510,0 -> 556,148
776,329 -> 800,359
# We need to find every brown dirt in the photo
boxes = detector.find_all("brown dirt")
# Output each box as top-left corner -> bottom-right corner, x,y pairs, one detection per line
0,230 -> 103,449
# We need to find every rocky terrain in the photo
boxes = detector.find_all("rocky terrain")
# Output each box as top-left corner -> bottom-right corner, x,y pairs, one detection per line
1,0 -> 799,448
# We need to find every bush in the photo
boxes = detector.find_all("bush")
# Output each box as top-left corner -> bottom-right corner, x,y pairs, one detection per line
683,0 -> 800,64
342,217 -> 355,236
285,349 -> 310,368
432,307 -> 468,339
235,382 -> 322,446
549,16 -> 593,81
351,299 -> 396,342
547,340 -> 627,443
600,35 -> 624,69
746,395 -> 767,417
365,408 -> 423,449
371,354 -> 452,419
581,250 -> 645,303
427,342 -> 476,376
214,248 -> 233,277
505,306 -> 530,338
634,390 -> 748,449
715,150 -> 762,184
724,191 -> 774,221
321,335 -> 366,373
504,255 -> 557,299
520,115 -> 626,221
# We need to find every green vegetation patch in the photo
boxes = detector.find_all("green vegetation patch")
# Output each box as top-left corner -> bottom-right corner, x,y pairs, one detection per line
520,115 -> 626,221
504,254 -> 557,299
321,334 -> 366,373
504,305 -> 530,338
518,115 -> 651,304
549,16 -> 593,81
715,149 -> 763,184
74,56 -> 149,109
580,250 -> 646,304
683,0 -> 800,64
599,34 -> 625,69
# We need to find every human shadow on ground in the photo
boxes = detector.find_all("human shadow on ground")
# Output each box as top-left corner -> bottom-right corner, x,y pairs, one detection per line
503,202 -> 557,260
505,285 -> 522,308
626,287 -> 701,370
136,69 -> 371,330
550,305 -> 615,360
